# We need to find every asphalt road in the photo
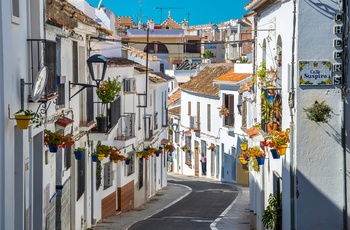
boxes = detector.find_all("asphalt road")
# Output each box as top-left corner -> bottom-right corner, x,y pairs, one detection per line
128,179 -> 239,230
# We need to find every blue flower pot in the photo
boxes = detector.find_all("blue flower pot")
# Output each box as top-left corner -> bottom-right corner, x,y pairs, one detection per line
156,153 -> 160,157
91,155 -> 98,162
74,151 -> 83,160
49,144 -> 58,153
271,149 -> 280,159
257,156 -> 265,165
125,159 -> 130,165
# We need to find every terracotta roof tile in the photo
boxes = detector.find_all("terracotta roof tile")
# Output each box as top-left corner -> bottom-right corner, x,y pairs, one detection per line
168,89 -> 181,106
244,127 -> 260,138
180,63 -> 234,97
149,73 -> 167,83
238,81 -> 253,94
168,107 -> 180,116
214,70 -> 251,83
107,57 -> 142,67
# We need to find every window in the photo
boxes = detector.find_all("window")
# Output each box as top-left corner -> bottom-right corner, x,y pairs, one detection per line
64,144 -> 71,170
56,38 -> 65,107
124,78 -> 136,92
103,162 -> 113,189
12,0 -> 20,19
196,102 -> 200,130
224,94 -> 234,126
77,151 -> 85,200
96,161 -> 102,190
188,101 -> 191,115
207,104 -> 211,131
72,41 -> 78,83
45,40 -> 58,97
138,159 -> 143,189
125,152 -> 135,176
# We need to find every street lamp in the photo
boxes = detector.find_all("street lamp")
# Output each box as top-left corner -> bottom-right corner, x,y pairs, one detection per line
69,54 -> 108,100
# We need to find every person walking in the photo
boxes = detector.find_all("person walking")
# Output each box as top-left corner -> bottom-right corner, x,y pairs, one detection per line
200,153 -> 206,175
168,153 -> 173,172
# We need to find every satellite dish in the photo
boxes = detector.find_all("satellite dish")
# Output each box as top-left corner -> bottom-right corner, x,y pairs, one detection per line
32,66 -> 48,102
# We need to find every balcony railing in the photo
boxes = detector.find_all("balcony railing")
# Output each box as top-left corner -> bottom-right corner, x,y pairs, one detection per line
116,113 -> 136,140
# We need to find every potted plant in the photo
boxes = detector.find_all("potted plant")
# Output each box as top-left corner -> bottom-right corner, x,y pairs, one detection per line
240,141 -> 248,151
125,157 -> 133,165
137,150 -> 150,160
44,129 -> 75,153
249,146 -> 266,165
218,104 -> 229,117
165,144 -> 175,152
73,147 -> 85,160
95,144 -> 113,161
261,138 -> 280,159
95,77 -> 122,132
155,149 -> 163,157
91,153 -> 99,162
237,152 -> 249,165
208,145 -> 216,151
14,109 -> 43,129
303,100 -> 333,123
181,145 -> 188,152
109,149 -> 125,164
267,128 -> 290,155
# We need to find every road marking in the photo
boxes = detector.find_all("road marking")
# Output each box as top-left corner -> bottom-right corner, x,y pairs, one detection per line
210,186 -> 242,230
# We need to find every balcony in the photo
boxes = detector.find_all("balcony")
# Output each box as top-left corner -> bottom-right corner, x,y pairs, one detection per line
89,97 -> 121,141
115,113 -> 136,145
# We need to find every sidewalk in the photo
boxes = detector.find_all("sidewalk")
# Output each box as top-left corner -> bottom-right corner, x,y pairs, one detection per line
93,173 -> 250,230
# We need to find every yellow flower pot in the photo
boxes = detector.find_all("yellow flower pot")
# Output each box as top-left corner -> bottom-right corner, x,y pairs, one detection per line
276,144 -> 288,155
15,114 -> 31,130
98,154 -> 105,161
240,143 -> 247,151
113,159 -> 119,163
239,157 -> 248,165
137,153 -> 143,159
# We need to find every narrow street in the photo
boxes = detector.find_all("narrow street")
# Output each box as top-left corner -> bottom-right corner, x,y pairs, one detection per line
94,174 -> 250,230
128,176 -> 239,230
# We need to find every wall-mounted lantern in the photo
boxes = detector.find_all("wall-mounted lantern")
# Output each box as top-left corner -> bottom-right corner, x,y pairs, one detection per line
69,54 -> 108,100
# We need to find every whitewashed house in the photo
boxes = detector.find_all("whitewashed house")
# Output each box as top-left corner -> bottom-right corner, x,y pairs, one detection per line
245,0 -> 349,229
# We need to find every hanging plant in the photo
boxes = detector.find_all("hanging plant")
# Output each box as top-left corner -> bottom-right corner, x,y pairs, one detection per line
303,101 -> 333,123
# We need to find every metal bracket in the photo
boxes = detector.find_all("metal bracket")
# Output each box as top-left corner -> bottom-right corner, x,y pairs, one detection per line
69,81 -> 97,101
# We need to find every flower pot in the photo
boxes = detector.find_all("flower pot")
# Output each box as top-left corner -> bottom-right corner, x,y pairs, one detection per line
91,155 -> 98,162
239,157 -> 248,165
15,114 -> 31,130
113,159 -> 119,163
156,153 -> 160,157
137,153 -> 143,159
98,154 -> 105,161
49,144 -> 58,153
240,143 -> 247,151
270,149 -> 280,159
276,144 -> 288,155
96,116 -> 108,132
74,150 -> 83,160
125,159 -> 130,165
257,156 -> 265,165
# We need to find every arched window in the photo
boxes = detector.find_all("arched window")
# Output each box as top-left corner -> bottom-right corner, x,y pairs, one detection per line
144,42 -> 169,54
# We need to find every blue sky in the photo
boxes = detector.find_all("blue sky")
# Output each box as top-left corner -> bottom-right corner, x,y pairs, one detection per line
86,0 -> 249,26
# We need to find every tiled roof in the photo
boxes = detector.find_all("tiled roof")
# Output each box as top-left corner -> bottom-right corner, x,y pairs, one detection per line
238,81 -> 253,94
214,70 -> 251,83
46,0 -> 113,36
161,15 -> 182,29
168,107 -> 180,116
180,63 -> 234,97
107,57 -> 142,67
149,73 -> 167,83
168,88 -> 181,106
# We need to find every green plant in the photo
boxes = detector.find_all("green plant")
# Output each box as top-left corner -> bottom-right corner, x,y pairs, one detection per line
267,128 -> 290,148
218,104 -> 229,116
96,76 -> 122,103
256,60 -> 266,83
303,101 -> 332,123
15,109 -> 43,128
44,129 -> 75,148
262,193 -> 282,229
74,147 -> 85,152
202,50 -> 214,59
95,144 -> 115,158
125,157 -> 133,163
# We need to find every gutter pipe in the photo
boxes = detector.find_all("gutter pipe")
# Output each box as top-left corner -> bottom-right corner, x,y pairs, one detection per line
289,0 -> 297,229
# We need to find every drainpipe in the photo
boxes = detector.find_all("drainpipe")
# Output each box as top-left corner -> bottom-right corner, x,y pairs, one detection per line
342,0 -> 349,229
289,0 -> 297,229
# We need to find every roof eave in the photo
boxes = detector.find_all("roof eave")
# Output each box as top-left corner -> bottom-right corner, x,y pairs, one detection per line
245,0 -> 269,11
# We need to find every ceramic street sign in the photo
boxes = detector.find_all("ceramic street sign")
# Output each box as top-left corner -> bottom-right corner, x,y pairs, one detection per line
299,61 -> 332,85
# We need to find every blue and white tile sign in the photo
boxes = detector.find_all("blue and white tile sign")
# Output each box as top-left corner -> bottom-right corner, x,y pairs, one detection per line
299,61 -> 332,85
